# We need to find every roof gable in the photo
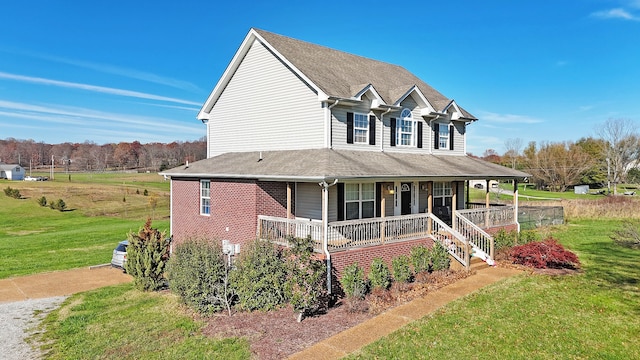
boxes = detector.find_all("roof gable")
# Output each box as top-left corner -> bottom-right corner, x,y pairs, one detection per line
199,28 -> 477,121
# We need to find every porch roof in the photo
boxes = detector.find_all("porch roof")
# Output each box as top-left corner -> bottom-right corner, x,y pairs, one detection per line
161,149 -> 530,182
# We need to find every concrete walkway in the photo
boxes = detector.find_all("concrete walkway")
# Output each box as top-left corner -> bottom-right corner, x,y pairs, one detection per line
0,266 -> 132,303
288,265 -> 523,360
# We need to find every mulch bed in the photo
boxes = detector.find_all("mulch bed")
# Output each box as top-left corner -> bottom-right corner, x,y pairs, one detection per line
200,269 -> 472,360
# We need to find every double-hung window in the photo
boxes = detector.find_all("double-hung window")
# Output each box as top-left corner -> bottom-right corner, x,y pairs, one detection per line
433,181 -> 452,207
345,183 -> 375,220
438,123 -> 450,150
397,109 -> 416,146
353,113 -> 369,144
200,180 -> 211,215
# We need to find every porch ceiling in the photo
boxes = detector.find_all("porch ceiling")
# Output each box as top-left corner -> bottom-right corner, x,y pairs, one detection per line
161,149 -> 530,182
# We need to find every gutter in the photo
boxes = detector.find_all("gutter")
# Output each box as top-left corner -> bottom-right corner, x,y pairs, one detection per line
319,179 -> 338,294
379,107 -> 393,152
325,100 -> 341,149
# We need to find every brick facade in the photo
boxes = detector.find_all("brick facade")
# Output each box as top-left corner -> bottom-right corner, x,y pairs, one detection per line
170,178 -> 289,248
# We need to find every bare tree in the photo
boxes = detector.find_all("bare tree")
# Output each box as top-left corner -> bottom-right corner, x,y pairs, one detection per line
503,138 -> 523,169
596,118 -> 640,195
525,141 -> 594,192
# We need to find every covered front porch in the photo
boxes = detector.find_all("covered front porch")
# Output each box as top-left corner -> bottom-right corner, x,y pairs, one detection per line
258,203 -> 517,269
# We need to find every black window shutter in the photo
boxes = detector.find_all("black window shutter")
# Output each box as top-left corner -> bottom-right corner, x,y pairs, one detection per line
375,183 -> 382,217
417,121 -> 423,148
346,112 -> 354,144
390,118 -> 396,147
337,183 -> 344,221
449,124 -> 454,150
369,115 -> 376,145
434,123 -> 440,149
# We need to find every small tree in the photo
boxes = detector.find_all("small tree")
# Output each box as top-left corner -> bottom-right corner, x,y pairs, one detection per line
368,258 -> 392,290
430,242 -> 451,271
125,219 -> 171,291
53,199 -> 67,212
231,239 -> 288,311
37,196 -> 47,207
166,238 -> 233,315
340,263 -> 367,299
284,236 -> 327,322
392,255 -> 412,283
411,245 -> 431,274
3,186 -> 21,199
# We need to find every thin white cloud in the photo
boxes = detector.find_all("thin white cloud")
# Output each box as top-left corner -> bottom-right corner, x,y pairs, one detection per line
555,60 -> 569,67
476,111 -> 544,124
39,54 -> 202,92
0,100 -> 202,135
591,8 -> 640,21
0,71 -> 201,106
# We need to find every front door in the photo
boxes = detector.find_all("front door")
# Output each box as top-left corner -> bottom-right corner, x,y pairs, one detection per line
400,183 -> 412,215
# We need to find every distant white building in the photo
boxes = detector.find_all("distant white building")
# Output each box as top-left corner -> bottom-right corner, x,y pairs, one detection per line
0,164 -> 25,180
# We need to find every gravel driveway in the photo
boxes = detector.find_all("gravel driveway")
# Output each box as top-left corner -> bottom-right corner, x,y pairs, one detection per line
0,297 -> 66,360
0,266 -> 132,360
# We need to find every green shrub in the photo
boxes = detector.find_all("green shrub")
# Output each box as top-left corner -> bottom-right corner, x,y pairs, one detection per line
430,242 -> 451,271
231,239 -> 288,311
340,263 -> 367,299
518,229 -> 539,244
368,258 -> 392,290
125,219 -> 171,291
3,186 -> 21,199
143,189 -> 149,196
392,255 -> 412,283
411,245 -> 431,274
284,236 -> 327,320
494,229 -> 518,250
52,199 -> 66,212
37,196 -> 47,207
166,238 -> 232,314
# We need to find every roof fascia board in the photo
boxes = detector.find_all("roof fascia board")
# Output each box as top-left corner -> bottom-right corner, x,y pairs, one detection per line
395,85 -> 436,114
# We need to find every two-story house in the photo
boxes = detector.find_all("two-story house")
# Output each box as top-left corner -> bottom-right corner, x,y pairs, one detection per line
162,28 -> 529,288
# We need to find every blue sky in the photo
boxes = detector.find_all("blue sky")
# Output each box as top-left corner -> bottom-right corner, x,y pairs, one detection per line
1,1 -> 639,155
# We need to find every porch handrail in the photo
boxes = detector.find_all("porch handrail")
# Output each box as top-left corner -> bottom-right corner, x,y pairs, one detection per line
456,205 -> 515,229
257,215 -> 324,252
427,213 -> 469,269
454,211 -> 494,260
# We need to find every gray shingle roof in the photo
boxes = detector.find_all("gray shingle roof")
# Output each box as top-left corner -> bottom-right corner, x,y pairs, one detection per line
161,149 -> 529,181
254,29 -> 476,120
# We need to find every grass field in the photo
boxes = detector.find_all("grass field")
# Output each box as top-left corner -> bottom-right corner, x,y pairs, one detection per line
0,172 -> 170,278
347,218 -> 640,359
4,173 -> 638,358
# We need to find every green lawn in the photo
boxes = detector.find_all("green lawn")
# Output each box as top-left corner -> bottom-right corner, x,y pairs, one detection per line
347,219 -> 640,359
39,283 -> 250,360
0,173 -> 169,278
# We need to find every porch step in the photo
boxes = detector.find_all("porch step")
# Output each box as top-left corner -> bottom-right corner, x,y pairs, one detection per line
449,256 -> 491,271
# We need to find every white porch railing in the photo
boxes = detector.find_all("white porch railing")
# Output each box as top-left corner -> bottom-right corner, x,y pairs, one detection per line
454,212 -> 494,260
456,205 -> 515,229
257,213 -> 475,269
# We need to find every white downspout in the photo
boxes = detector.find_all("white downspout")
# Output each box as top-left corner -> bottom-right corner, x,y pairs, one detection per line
325,100 -> 340,149
380,108 -> 392,152
320,179 -> 338,293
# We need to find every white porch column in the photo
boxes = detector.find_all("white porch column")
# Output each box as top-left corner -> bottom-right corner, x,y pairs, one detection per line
513,179 -> 520,232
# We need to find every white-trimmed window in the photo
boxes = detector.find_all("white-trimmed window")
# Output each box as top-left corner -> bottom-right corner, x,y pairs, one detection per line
200,180 -> 211,215
397,108 -> 416,146
438,122 -> 450,149
345,183 -> 375,220
354,113 -> 369,143
433,181 -> 452,207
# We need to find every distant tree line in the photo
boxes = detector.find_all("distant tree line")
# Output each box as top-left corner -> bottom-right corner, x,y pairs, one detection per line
470,118 -> 640,193
0,137 -> 207,172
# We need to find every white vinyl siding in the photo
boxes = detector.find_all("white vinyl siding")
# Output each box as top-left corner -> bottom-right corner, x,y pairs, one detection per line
207,40 -> 324,157
332,97 -> 377,150
295,182 -> 322,220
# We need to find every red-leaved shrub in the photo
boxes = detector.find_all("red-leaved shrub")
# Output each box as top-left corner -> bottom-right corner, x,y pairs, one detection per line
509,238 -> 580,269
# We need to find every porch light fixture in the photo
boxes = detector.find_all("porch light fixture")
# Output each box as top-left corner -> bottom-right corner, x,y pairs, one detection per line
387,185 -> 394,194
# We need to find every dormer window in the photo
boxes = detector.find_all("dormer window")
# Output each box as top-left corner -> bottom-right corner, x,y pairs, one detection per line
390,108 -> 423,148
438,123 -> 449,149
354,113 -> 369,143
